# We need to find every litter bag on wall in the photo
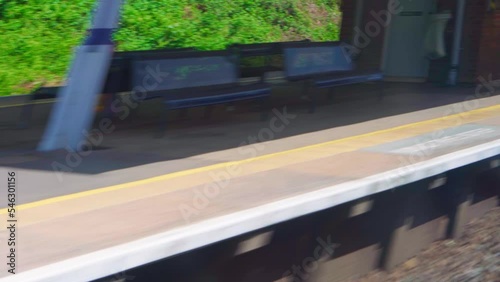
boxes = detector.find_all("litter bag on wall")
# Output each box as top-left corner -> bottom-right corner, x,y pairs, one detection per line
424,11 -> 452,59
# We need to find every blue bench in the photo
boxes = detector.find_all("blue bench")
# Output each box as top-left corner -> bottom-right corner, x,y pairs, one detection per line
16,48 -> 195,128
131,50 -> 271,135
282,41 -> 384,113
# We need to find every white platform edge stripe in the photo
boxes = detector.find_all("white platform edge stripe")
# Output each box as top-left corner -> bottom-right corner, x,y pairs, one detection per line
4,139 -> 500,282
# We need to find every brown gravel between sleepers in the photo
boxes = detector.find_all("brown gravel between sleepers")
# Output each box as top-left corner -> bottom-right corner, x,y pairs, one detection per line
346,207 -> 500,282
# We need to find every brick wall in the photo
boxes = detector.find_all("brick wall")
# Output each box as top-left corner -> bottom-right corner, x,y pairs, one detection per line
459,0 -> 488,83
476,10 -> 500,81
428,0 -> 499,83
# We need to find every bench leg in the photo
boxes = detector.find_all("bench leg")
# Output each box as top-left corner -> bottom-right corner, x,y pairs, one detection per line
300,80 -> 309,96
300,80 -> 316,114
178,108 -> 189,120
155,105 -> 170,138
309,92 -> 317,114
327,87 -> 334,103
102,92 -> 117,120
377,81 -> 385,102
128,95 -> 142,123
17,95 -> 36,129
259,97 -> 270,121
225,102 -> 236,112
204,105 -> 214,119
305,84 -> 318,114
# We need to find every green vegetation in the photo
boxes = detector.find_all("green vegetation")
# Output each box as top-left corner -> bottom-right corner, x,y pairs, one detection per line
0,0 -> 340,96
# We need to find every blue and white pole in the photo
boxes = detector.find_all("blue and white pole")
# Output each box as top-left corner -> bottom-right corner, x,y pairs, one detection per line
446,0 -> 466,86
38,0 -> 123,151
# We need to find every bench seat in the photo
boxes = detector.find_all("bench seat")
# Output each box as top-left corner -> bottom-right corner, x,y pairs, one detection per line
162,84 -> 270,109
131,49 -> 272,136
314,70 -> 384,88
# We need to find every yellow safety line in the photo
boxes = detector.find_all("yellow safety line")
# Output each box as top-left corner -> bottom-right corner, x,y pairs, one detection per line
1,104 -> 499,214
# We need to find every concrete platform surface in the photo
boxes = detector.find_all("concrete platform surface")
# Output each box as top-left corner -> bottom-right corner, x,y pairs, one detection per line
0,91 -> 499,281
1,83 -> 499,205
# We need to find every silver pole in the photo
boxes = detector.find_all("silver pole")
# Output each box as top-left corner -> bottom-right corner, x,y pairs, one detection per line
447,0 -> 467,86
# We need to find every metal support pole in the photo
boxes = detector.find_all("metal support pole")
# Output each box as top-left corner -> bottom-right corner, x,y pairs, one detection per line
352,0 -> 365,45
38,0 -> 123,151
447,0 -> 467,86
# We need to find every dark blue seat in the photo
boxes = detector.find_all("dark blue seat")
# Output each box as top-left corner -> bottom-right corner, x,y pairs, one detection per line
164,83 -> 270,109
314,71 -> 384,88
281,41 -> 384,113
16,48 -> 194,129
131,50 -> 271,135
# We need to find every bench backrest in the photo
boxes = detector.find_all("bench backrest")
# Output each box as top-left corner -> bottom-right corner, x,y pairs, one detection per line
282,42 -> 354,80
31,48 -> 222,96
131,50 -> 239,93
105,48 -> 197,93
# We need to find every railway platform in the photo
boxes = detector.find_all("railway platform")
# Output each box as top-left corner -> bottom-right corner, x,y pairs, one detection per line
0,83 -> 499,282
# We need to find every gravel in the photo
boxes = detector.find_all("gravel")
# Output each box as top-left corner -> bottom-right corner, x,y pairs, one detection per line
347,207 -> 500,282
